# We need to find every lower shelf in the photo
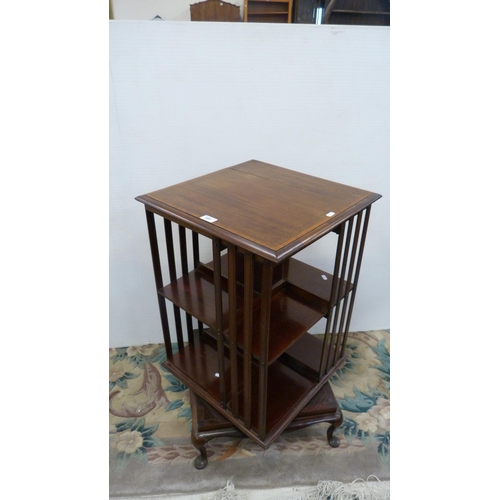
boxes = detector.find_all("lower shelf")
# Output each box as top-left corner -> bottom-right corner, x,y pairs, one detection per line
280,332 -> 348,382
162,332 -> 318,447
194,382 -> 341,433
190,382 -> 343,468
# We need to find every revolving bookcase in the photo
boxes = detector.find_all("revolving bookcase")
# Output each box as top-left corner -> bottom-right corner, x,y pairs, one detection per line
136,160 -> 381,467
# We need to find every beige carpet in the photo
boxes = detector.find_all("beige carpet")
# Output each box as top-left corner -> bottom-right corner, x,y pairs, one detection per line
109,330 -> 390,497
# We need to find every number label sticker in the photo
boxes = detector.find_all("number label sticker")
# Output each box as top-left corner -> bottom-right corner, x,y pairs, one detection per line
200,215 -> 218,223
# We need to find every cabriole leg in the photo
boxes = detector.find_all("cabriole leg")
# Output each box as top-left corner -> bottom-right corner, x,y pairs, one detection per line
191,429 -> 208,470
327,408 -> 343,448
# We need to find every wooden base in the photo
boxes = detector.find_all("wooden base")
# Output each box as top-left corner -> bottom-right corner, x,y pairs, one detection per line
190,383 -> 343,469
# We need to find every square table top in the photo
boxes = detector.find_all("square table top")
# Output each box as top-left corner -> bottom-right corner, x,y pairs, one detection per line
136,160 -> 381,262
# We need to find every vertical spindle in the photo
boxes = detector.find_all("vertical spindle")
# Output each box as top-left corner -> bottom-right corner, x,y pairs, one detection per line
319,223 -> 345,378
146,209 -> 173,358
179,225 -> 195,345
341,206 -> 372,358
228,244 -> 239,417
329,216 -> 354,367
258,260 -> 272,439
243,251 -> 254,429
164,219 -> 184,349
191,231 -> 204,338
212,238 -> 226,408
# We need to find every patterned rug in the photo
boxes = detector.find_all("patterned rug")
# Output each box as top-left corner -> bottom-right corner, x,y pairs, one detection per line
109,329 -> 390,497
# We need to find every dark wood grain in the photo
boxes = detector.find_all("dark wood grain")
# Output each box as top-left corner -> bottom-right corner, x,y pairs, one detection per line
190,382 -> 343,468
163,334 -> 320,448
163,219 -> 185,349
138,161 -> 381,451
228,244 -> 239,418
243,250 -> 253,428
137,160 -> 379,260
160,267 -> 329,363
145,209 -> 173,358
190,0 -> 241,21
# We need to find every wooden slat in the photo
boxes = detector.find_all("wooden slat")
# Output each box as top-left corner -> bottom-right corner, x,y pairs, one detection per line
319,222 -> 345,377
341,206 -> 371,357
243,250 -> 254,428
212,238 -> 227,408
164,219 -> 184,349
228,244 -> 239,417
334,211 -> 362,362
146,209 -> 173,358
191,231 -> 204,336
329,216 -> 354,367
258,260 -> 273,438
179,225 -> 195,344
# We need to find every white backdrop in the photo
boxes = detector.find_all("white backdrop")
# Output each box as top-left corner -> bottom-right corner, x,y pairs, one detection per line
109,21 -> 390,348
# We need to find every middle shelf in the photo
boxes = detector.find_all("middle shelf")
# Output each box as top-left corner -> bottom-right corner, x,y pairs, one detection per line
159,256 -> 353,363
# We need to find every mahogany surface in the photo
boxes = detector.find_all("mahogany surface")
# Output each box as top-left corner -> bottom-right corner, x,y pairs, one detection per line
136,159 -> 380,262
190,382 -> 343,469
162,331 -> 320,448
162,275 -> 326,363
136,160 -> 381,454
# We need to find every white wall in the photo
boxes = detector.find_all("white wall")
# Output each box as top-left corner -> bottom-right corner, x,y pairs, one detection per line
109,21 -> 389,348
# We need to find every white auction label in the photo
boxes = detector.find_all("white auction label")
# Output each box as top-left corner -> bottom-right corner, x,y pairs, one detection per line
200,215 -> 218,223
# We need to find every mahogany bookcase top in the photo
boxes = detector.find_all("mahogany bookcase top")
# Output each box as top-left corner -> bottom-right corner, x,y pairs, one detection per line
136,160 -> 381,262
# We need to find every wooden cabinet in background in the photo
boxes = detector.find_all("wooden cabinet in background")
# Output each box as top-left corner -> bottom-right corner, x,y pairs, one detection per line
244,0 -> 293,23
322,0 -> 390,25
293,0 -> 390,25
190,0 -> 242,22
